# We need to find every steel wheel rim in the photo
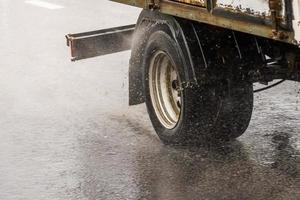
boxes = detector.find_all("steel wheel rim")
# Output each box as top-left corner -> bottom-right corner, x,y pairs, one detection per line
149,51 -> 182,129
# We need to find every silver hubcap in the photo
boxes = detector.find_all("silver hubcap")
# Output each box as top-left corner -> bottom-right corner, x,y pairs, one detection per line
149,51 -> 182,129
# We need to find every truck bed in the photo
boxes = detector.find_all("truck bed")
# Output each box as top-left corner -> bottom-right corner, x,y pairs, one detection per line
111,0 -> 300,46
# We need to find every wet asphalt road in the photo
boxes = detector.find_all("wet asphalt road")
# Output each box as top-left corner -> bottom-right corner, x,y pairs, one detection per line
0,1 -> 299,200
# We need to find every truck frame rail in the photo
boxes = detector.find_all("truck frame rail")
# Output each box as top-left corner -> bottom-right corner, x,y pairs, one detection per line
66,24 -> 135,61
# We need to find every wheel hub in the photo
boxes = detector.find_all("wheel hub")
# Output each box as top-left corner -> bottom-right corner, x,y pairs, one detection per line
149,51 -> 182,129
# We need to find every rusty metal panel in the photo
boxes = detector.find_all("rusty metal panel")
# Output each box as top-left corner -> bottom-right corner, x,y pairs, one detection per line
213,0 -> 289,39
110,0 -> 297,45
172,0 -> 205,6
216,0 -> 270,17
215,0 -> 285,20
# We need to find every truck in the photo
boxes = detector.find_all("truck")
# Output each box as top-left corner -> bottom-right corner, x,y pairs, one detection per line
66,0 -> 300,145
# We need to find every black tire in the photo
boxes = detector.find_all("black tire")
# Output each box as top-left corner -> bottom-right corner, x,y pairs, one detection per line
140,26 -> 253,145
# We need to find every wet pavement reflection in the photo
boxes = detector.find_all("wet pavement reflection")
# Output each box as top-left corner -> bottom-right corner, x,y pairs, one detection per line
77,113 -> 299,200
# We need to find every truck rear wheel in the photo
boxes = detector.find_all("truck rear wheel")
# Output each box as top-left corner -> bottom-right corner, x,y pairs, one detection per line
142,26 -> 253,145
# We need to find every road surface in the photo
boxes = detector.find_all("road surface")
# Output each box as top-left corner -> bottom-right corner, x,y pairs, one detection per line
0,0 -> 299,199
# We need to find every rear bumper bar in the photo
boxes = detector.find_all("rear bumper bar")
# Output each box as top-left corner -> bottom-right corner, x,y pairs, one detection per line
66,24 -> 135,61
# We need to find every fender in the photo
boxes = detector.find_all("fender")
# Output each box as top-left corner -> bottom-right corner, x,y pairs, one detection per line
129,9 -> 264,105
129,10 -> 200,105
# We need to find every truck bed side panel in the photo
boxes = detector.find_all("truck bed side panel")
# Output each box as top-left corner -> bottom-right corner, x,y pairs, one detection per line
110,0 -> 298,45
